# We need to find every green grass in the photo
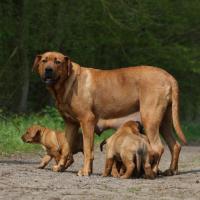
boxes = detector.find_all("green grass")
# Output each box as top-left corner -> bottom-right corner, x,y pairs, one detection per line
181,123 -> 200,142
0,107 -> 199,155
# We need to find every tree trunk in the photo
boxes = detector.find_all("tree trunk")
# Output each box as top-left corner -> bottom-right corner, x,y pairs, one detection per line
18,0 -> 30,113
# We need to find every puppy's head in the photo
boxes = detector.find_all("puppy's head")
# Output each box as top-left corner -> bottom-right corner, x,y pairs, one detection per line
32,52 -> 72,86
21,125 -> 43,144
123,121 -> 142,135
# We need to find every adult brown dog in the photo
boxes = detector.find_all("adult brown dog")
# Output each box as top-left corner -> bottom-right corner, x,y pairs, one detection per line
101,121 -> 155,179
33,51 -> 187,176
21,125 -> 83,171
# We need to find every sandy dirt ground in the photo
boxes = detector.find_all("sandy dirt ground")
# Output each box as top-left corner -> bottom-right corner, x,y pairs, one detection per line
0,145 -> 200,200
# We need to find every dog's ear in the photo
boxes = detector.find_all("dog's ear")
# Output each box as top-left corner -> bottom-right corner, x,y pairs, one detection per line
32,55 -> 42,72
31,128 -> 41,141
135,121 -> 144,134
64,56 -> 73,77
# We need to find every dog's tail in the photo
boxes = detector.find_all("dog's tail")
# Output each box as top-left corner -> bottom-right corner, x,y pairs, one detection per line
171,78 -> 187,144
100,139 -> 107,152
136,150 -> 142,173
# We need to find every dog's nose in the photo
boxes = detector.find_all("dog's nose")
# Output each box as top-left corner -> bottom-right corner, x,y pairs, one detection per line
45,67 -> 53,73
45,67 -> 53,78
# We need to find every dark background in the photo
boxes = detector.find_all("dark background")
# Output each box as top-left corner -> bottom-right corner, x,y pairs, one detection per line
0,0 -> 199,121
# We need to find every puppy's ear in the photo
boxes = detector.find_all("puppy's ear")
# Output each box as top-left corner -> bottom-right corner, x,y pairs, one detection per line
32,55 -> 42,72
64,56 -> 72,77
135,121 -> 144,134
31,128 -> 41,141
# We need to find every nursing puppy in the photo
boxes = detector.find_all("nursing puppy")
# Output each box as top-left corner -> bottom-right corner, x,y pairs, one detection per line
101,121 -> 155,179
21,125 -> 83,171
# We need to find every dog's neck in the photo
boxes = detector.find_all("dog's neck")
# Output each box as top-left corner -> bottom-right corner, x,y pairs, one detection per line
47,62 -> 81,105
40,128 -> 60,151
39,127 -> 49,145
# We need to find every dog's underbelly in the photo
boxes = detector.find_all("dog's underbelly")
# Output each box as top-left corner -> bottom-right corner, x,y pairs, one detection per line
93,96 -> 139,119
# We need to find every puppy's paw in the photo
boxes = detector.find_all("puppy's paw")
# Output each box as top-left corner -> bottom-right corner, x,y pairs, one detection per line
112,173 -> 120,178
52,165 -> 61,172
102,173 -> 109,177
143,173 -> 156,180
37,165 -> 45,169
120,175 -> 130,179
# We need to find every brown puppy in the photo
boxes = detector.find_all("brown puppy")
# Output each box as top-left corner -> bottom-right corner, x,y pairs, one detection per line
101,121 -> 156,179
21,125 -> 83,171
33,51 -> 187,176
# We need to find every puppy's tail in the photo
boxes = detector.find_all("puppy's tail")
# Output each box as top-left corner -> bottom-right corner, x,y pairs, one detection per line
136,149 -> 142,173
100,139 -> 107,152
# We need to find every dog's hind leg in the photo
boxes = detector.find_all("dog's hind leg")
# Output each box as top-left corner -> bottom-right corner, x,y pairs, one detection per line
120,153 -> 135,179
160,106 -> 181,176
111,160 -> 121,178
102,157 -> 114,177
140,94 -> 166,175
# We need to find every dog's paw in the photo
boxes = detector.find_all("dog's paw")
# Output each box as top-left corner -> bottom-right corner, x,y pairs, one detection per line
144,174 -> 156,180
120,175 -> 130,179
37,165 -> 45,169
162,169 -> 178,176
102,173 -> 109,177
157,169 -> 163,176
52,165 -> 61,172
77,168 -> 90,176
112,174 -> 120,178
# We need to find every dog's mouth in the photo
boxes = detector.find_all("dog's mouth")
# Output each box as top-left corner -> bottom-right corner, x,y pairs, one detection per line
22,139 -> 32,143
42,76 -> 60,86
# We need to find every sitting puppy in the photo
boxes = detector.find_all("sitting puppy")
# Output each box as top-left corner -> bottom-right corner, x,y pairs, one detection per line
21,125 -> 83,171
101,121 -> 155,179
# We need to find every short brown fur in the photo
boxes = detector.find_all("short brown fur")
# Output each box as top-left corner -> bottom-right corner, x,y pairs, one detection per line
21,125 -> 83,171
34,51 -> 186,176
102,121 -> 155,179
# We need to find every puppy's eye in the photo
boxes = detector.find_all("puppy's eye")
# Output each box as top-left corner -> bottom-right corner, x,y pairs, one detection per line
55,60 -> 61,65
42,59 -> 47,63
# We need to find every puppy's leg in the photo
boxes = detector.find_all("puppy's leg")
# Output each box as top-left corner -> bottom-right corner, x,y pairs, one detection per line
52,148 -> 68,172
64,156 -> 74,169
111,160 -> 120,178
54,122 -> 79,172
119,164 -> 126,176
120,153 -> 135,179
143,155 -> 156,179
38,154 -> 52,169
102,158 -> 114,177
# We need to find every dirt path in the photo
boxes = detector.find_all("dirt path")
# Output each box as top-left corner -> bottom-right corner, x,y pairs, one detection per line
0,145 -> 200,200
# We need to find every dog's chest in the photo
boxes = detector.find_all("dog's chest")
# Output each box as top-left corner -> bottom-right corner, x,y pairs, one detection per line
56,101 -> 78,122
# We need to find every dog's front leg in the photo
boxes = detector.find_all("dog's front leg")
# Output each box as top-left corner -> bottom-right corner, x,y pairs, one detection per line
78,114 -> 95,176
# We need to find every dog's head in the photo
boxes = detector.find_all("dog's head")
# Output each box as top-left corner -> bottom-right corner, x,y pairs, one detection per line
32,52 -> 72,86
21,125 -> 43,144
123,121 -> 142,135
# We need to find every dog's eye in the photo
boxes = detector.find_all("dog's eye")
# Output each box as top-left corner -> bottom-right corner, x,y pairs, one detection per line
55,60 -> 61,65
42,59 -> 47,63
